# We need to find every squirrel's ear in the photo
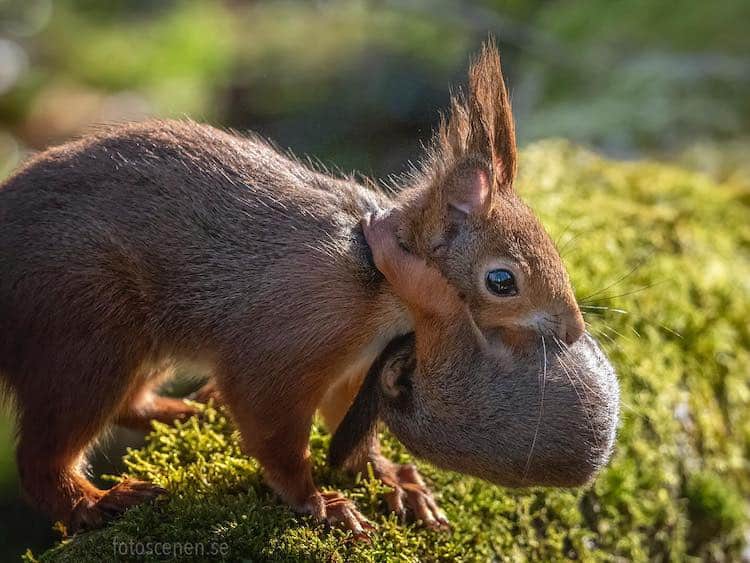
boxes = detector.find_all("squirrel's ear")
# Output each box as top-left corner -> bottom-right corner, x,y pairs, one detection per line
432,40 -> 517,206
467,39 -> 517,189
443,159 -> 493,218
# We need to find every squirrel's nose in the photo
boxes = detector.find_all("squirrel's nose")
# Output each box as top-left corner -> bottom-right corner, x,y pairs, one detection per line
561,309 -> 585,345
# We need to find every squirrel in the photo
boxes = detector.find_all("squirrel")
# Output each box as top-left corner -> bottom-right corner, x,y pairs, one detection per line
329,211 -> 619,492
1,41 -> 597,535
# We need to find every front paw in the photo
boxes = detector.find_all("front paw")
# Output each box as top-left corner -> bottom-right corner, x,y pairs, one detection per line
305,490 -> 374,541
377,462 -> 450,530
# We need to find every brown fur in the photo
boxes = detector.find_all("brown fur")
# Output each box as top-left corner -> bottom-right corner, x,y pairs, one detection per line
0,42 -> 600,534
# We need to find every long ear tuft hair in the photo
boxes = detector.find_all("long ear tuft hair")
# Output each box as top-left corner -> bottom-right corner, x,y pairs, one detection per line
423,39 -> 517,193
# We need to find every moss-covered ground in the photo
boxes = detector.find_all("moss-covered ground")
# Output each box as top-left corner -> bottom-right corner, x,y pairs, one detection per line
30,142 -> 750,561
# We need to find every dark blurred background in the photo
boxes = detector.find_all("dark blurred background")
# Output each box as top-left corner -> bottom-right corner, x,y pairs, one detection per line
0,0 -> 748,558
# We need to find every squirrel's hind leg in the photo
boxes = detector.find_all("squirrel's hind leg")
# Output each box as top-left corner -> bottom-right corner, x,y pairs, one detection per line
13,354 -> 167,532
115,364 -> 198,431
115,394 -> 197,432
319,370 -> 450,531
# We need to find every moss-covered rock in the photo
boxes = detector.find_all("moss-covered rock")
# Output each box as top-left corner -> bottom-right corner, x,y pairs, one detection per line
30,141 -> 749,562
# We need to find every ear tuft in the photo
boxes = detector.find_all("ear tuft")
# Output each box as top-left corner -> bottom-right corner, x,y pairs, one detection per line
427,39 -> 517,198
445,161 -> 492,217
468,39 -> 517,188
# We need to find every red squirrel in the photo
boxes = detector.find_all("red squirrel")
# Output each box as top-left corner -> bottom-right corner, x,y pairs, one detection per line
0,42 -> 610,535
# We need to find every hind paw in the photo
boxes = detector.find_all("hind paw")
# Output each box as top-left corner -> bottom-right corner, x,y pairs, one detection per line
69,479 -> 167,532
303,491 -> 374,541
375,461 -> 449,530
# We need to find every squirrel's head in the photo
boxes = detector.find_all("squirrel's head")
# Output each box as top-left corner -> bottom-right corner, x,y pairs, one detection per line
396,42 -> 584,346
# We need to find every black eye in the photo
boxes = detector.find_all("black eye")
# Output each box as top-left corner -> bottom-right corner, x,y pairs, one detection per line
486,269 -> 518,296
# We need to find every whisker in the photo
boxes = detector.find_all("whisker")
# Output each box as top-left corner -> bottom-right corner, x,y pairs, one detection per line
554,219 -> 577,248
555,343 -> 602,450
588,324 -> 619,348
600,323 -> 637,343
553,336 -> 594,395
617,397 -> 649,423
579,252 -> 656,303
523,335 -> 547,482
556,337 -> 598,394
580,305 -> 629,315
581,280 -> 667,304
559,231 -> 588,258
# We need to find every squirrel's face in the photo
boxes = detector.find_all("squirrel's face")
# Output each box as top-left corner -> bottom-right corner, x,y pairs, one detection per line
472,198 -> 582,344
400,166 -> 584,348
397,43 -> 584,348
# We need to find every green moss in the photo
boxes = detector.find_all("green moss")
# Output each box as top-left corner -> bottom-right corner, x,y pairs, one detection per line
31,142 -> 749,561
686,471 -> 745,551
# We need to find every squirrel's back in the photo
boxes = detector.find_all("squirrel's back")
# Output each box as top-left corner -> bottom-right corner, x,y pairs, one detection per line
0,119 -> 387,370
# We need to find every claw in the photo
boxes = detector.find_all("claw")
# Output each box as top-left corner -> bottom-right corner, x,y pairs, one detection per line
308,491 -> 374,540
68,479 -> 167,533
376,461 -> 449,531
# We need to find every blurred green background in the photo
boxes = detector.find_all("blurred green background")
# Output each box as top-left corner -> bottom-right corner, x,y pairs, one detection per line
0,0 -> 748,559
